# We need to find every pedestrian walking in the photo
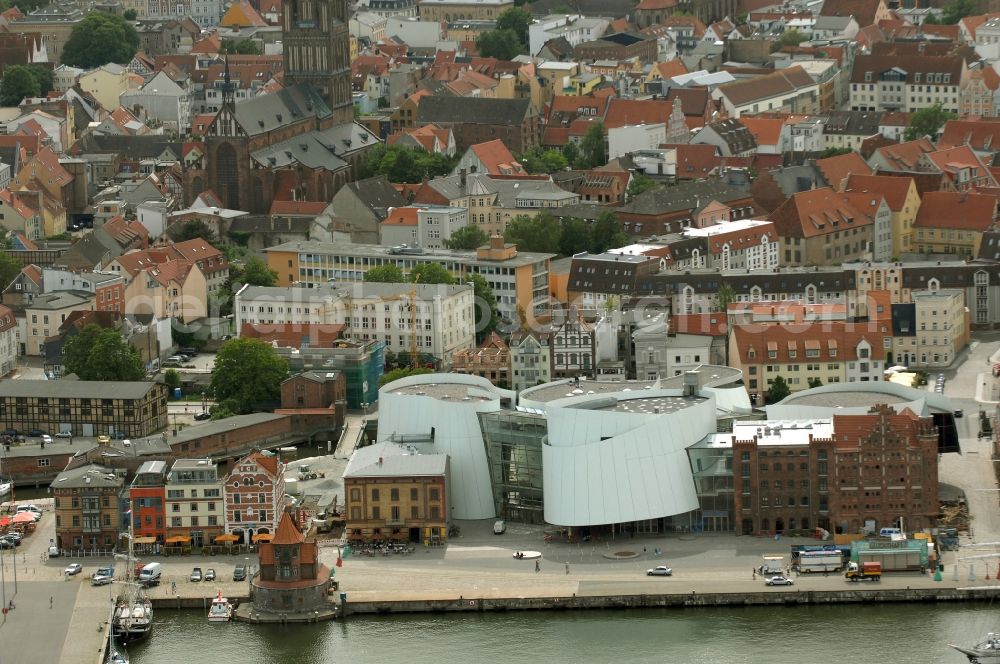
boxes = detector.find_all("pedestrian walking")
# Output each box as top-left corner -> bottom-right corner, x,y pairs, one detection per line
752,569 -> 756,580
565,563 -> 569,575
171,581 -> 176,595
535,560 -> 540,573
49,596 -> 52,609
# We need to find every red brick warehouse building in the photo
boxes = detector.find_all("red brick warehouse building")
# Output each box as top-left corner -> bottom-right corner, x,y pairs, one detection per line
731,404 -> 939,536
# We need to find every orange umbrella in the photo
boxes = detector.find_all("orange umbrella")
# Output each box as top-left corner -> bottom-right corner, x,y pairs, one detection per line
11,512 -> 33,524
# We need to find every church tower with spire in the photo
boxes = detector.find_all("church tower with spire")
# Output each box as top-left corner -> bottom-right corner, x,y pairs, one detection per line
282,0 -> 353,123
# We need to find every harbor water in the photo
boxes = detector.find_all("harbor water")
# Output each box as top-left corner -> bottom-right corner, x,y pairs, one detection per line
131,602 -> 1000,663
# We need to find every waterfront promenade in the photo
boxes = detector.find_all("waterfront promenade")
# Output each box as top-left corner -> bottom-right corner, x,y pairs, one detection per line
1,509 -> 1000,662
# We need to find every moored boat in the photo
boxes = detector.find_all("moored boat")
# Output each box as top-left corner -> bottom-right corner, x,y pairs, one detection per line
950,633 -> 1000,662
207,591 -> 233,623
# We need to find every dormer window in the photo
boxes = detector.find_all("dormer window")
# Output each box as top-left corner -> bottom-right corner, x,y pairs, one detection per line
915,73 -> 921,83
864,72 -> 872,82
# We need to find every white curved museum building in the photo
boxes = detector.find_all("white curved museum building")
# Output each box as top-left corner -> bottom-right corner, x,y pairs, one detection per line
376,368 -> 752,529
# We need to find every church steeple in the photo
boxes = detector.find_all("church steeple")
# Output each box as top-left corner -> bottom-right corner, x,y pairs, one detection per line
221,55 -> 235,110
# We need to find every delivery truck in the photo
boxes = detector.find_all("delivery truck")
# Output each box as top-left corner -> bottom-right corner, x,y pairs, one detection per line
845,561 -> 882,582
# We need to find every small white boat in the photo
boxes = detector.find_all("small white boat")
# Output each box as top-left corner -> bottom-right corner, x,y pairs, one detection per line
950,633 -> 1000,662
208,591 -> 233,623
0,482 -> 11,498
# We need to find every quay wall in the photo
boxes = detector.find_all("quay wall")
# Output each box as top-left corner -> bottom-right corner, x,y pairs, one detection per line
150,587 -> 1000,616
343,587 -> 1000,614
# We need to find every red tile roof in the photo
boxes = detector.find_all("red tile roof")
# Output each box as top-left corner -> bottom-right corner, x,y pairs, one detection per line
738,117 -> 785,147
469,139 -> 525,175
733,322 -> 885,365
603,98 -> 673,130
924,145 -> 996,186
271,510 -> 305,544
815,151 -> 873,190
670,313 -> 727,336
872,137 -> 936,171
913,191 -> 997,231
381,206 -> 419,227
843,174 -> 915,211
769,187 -> 874,239
269,200 -> 327,215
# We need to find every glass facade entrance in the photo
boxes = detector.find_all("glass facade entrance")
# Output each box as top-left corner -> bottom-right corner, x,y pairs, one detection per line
480,411 -> 546,525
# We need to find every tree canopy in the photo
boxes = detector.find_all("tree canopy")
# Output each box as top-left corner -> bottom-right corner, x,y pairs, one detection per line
591,210 -> 627,254
170,219 -> 216,243
380,366 -> 434,386
558,216 -> 593,257
0,251 -> 21,291
210,338 -> 288,413
626,174 -> 657,201
504,211 -> 629,256
496,7 -> 531,43
504,213 -> 562,254
904,102 -> 955,140
222,38 -> 262,55
61,12 -> 139,68
520,146 -> 569,174
578,123 -> 607,169
240,256 -> 277,287
361,144 -> 458,183
0,65 -> 38,106
364,264 -> 405,283
475,29 -> 524,60
469,274 -> 499,342
776,29 -> 808,47
410,262 -> 455,285
445,225 -> 488,250
63,325 -> 145,381
767,375 -> 791,404
927,0 -> 978,24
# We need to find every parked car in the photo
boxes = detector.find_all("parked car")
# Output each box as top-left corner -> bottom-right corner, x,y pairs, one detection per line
194,412 -> 211,421
765,575 -> 794,586
646,566 -> 673,576
40,434 -> 52,444
91,573 -> 113,586
65,563 -> 83,576
493,520 -> 506,535
233,565 -> 247,581
190,567 -> 202,582
27,429 -> 45,437
0,539 -> 14,549
204,568 -> 216,581
16,504 -> 41,514
955,409 -> 964,418
3,532 -> 22,545
97,435 -> 111,444
54,431 -> 72,438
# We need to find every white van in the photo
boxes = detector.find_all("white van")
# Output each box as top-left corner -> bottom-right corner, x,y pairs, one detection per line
47,546 -> 60,558
138,562 -> 161,586
879,527 -> 903,538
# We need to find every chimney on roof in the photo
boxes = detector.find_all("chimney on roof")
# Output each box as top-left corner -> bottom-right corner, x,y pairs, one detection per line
460,168 -> 467,189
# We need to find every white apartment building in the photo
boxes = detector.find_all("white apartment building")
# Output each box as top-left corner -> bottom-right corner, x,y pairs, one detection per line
892,288 -> 968,368
0,305 -> 18,377
417,206 -> 468,249
849,54 -> 966,114
236,282 -> 476,367
345,282 -> 475,368
683,219 -> 781,272
509,332 -> 551,391
528,14 -> 611,56
165,458 -> 225,548
234,285 -> 344,334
